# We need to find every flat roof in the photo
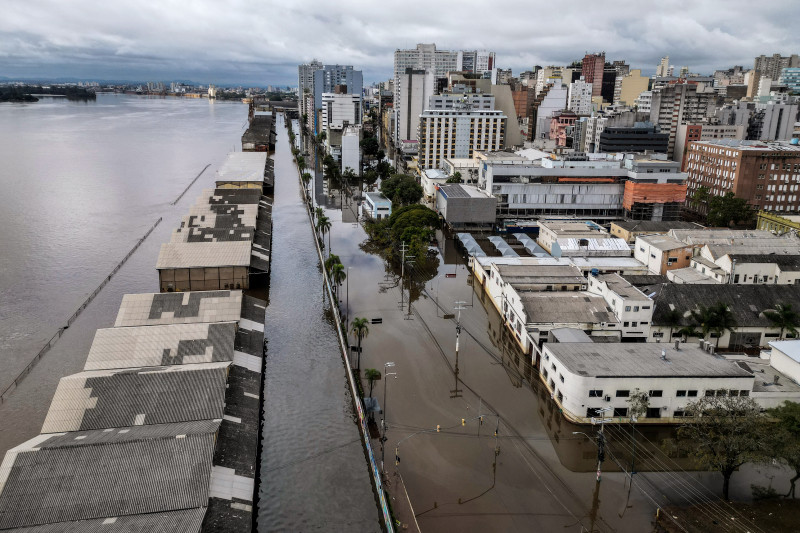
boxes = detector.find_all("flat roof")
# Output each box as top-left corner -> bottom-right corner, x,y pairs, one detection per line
539,220 -> 608,235
667,267 -> 720,284
0,508 -> 207,532
556,237 -> 630,252
545,343 -> 754,378
84,322 -> 238,370
691,139 -> 800,152
550,328 -> 593,343
0,421 -> 219,529
198,188 -> 262,205
497,264 -> 585,287
114,291 -> 243,327
770,340 -> 800,364
520,292 -> 617,325
594,273 -> 650,299
156,241 -> 252,269
728,254 -> 800,270
439,184 -> 491,199
637,234 -> 692,251
216,152 -> 268,182
613,220 -> 702,233
41,362 -> 230,433
364,192 -> 391,205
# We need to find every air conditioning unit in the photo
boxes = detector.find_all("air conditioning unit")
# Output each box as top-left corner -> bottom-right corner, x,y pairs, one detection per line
604,395 -> 611,402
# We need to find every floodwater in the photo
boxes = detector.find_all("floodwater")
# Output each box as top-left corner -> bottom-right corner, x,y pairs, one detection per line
256,116 -> 379,532
305,131 -> 791,532
0,94 -> 245,454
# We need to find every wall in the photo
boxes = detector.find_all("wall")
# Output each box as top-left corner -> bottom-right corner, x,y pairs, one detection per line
159,266 -> 249,292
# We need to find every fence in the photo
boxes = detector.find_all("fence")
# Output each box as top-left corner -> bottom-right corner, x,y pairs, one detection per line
295,151 -> 394,533
171,164 -> 211,205
0,217 -> 163,404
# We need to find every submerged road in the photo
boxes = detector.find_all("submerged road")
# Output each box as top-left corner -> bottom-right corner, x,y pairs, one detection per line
257,115 -> 380,532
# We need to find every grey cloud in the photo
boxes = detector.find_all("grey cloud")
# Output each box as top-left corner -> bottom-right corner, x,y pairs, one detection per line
0,0 -> 798,85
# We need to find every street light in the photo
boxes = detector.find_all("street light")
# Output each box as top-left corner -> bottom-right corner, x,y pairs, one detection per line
381,362 -> 397,475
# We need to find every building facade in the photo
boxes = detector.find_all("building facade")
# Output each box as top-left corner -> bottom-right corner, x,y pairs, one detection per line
581,53 -> 605,98
648,82 -> 716,158
418,107 -> 506,170
567,77 -> 593,115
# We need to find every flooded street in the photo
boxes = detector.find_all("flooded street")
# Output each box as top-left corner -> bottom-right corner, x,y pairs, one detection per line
257,116 -> 379,532
306,130 -> 786,532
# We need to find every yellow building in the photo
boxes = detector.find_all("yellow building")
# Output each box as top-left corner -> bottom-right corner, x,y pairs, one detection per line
757,211 -> 800,235
618,69 -> 650,106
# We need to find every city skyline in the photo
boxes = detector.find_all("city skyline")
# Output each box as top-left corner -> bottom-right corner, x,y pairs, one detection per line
2,0 -> 800,85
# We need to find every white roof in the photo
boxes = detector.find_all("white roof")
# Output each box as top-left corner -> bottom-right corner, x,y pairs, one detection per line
216,152 -> 267,183
556,237 -> 630,252
156,241 -> 252,268
114,291 -> 243,327
770,340 -> 800,364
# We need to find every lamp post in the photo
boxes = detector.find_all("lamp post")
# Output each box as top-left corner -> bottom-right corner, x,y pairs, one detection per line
381,362 -> 397,475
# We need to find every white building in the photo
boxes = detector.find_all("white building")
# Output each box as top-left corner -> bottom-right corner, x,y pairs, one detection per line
534,80 -> 568,139
341,126 -> 361,176
429,93 -> 496,110
421,168 -> 449,203
321,93 -> 362,130
396,68 -> 435,143
586,273 -> 653,340
418,107 -> 506,170
363,192 -> 392,220
540,342 -> 755,424
568,77 -> 593,115
768,341 -> 800,386
298,60 -> 322,120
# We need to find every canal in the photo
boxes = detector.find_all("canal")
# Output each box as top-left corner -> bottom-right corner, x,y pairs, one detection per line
257,114 -> 380,532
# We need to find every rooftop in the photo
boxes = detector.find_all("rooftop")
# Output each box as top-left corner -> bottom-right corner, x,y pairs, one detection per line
496,264 -> 585,289
156,241 -> 252,269
540,220 -> 608,235
613,220 -> 703,233
691,139 -> 800,152
438,184 -> 491,199
84,322 -> 238,370
216,152 -> 269,183
549,328 -> 593,343
520,292 -> 617,325
728,254 -> 800,270
364,192 -> 391,205
198,188 -> 262,206
545,343 -> 754,378
667,267 -> 721,284
638,234 -> 692,251
594,273 -> 651,300
770,340 -> 800,364
114,291 -> 243,327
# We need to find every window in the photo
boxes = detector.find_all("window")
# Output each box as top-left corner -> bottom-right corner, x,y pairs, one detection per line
559,374 -> 565,383
642,306 -> 651,310
551,363 -> 556,371
589,390 -> 603,398
616,390 -> 630,398
634,306 -> 640,312
705,390 -> 715,397
646,407 -> 662,418
632,322 -> 638,327
587,407 -> 602,417
653,331 -> 664,338
623,321 -> 629,327
613,407 -> 628,417
649,390 -> 663,397
673,410 -> 689,417
716,389 -> 727,397
676,390 -> 687,397
542,369 -> 549,378
729,390 -> 739,397
688,390 -> 698,397
625,306 -> 631,312
740,390 -> 750,397
557,391 -> 564,402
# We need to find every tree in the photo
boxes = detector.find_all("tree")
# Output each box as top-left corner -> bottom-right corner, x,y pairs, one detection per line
316,130 -> 327,144
763,303 -> 800,340
314,206 -> 324,221
706,192 -> 754,228
330,263 -> 346,299
363,169 -> 378,189
767,401 -> 800,498
350,317 -> 370,374
690,186 -> 711,212
364,368 -> 381,398
380,174 -> 423,206
376,160 -> 393,180
691,302 -> 737,348
324,254 -> 341,273
301,172 -> 312,194
446,171 -> 463,184
627,389 -> 649,420
296,155 -> 305,172
662,307 -> 684,342
360,136 -> 380,159
316,215 -> 331,254
678,394 -> 769,500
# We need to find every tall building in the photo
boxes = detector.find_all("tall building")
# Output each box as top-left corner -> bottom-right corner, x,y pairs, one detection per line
298,60 -> 322,121
780,68 -> 800,94
656,56 -> 670,77
530,79 -> 568,140
648,82 -> 715,158
396,68 -> 435,143
754,54 -> 800,81
616,69 -> 650,106
601,63 -> 618,103
568,77 -> 593,115
597,123 -> 668,153
418,105 -> 506,170
312,65 -> 363,134
393,44 -> 496,141
581,53 -> 605,98
684,139 -> 800,214
674,123 -> 745,167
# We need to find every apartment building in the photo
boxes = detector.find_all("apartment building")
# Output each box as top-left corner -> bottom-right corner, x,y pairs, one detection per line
298,59 -> 322,121
648,82 -> 716,158
417,107 -> 506,170
396,68 -> 435,143
675,123 -> 745,167
568,77 -> 593,115
684,139 -> 800,213
582,52 -> 605,98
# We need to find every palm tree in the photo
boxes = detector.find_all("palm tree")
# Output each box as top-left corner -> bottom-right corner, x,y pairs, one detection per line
662,307 -> 684,342
764,303 -> 800,340
301,172 -> 312,196
296,155 -> 305,172
693,302 -> 737,348
324,254 -> 341,273
364,368 -> 381,398
677,324 -> 701,342
314,206 -> 324,221
330,262 -> 346,299
350,318 -> 370,374
316,215 -> 331,254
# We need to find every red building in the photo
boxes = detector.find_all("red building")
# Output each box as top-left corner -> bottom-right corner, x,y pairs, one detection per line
582,52 -> 605,98
549,110 -> 578,147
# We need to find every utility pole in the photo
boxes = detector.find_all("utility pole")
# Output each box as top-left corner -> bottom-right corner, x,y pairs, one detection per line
451,301 -> 466,398
381,362 -> 397,475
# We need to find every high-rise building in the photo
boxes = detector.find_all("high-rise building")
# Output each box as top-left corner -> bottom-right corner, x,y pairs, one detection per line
568,77 -> 593,115
298,60 -> 322,123
597,123 -> 668,153
648,82 -> 715,158
581,53 -> 605,98
674,123 -> 745,167
312,65 -> 363,134
396,68 -> 435,143
684,139 -> 800,214
656,56 -> 670,77
601,63 -> 617,103
616,69 -> 650,106
418,105 -> 506,170
780,67 -> 800,94
754,54 -> 800,81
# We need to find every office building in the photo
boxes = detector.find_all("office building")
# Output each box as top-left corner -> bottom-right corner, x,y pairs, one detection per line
418,107 -> 506,170
656,56 -> 670,77
582,52 -> 605,98
568,77 -> 593,115
648,81 -> 715,158
298,59 -> 322,122
674,123 -> 745,166
616,69 -> 650,106
780,68 -> 800,93
395,68 -> 435,142
597,123 -> 668,153
754,53 -> 800,81
311,65 -> 363,134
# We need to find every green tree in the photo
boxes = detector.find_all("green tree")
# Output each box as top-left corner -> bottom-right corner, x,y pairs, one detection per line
316,130 -> 326,144
363,169 -> 378,188
662,307 -> 684,342
350,317 -> 370,374
763,303 -> 800,340
767,401 -> 800,498
301,172 -> 312,193
627,389 -> 650,420
707,192 -> 753,227
380,174 -> 423,206
316,215 -> 331,255
364,368 -> 381,398
296,155 -> 305,172
376,160 -> 393,180
330,262 -> 346,299
360,136 -> 380,159
324,254 -> 341,273
446,171 -> 462,184
314,206 -> 324,221
690,185 -> 710,212
691,302 -> 737,348
678,394 -> 770,500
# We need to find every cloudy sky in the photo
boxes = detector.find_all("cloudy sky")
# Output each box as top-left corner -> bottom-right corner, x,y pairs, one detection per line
2,0 -> 799,86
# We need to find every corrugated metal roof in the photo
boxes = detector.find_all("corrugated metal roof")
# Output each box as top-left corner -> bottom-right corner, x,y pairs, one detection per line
85,322 -> 237,370
41,363 -> 230,433
215,152 -> 268,183
114,291 -> 243,328
156,241 -> 252,269
2,507 -> 206,532
0,421 -> 220,529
